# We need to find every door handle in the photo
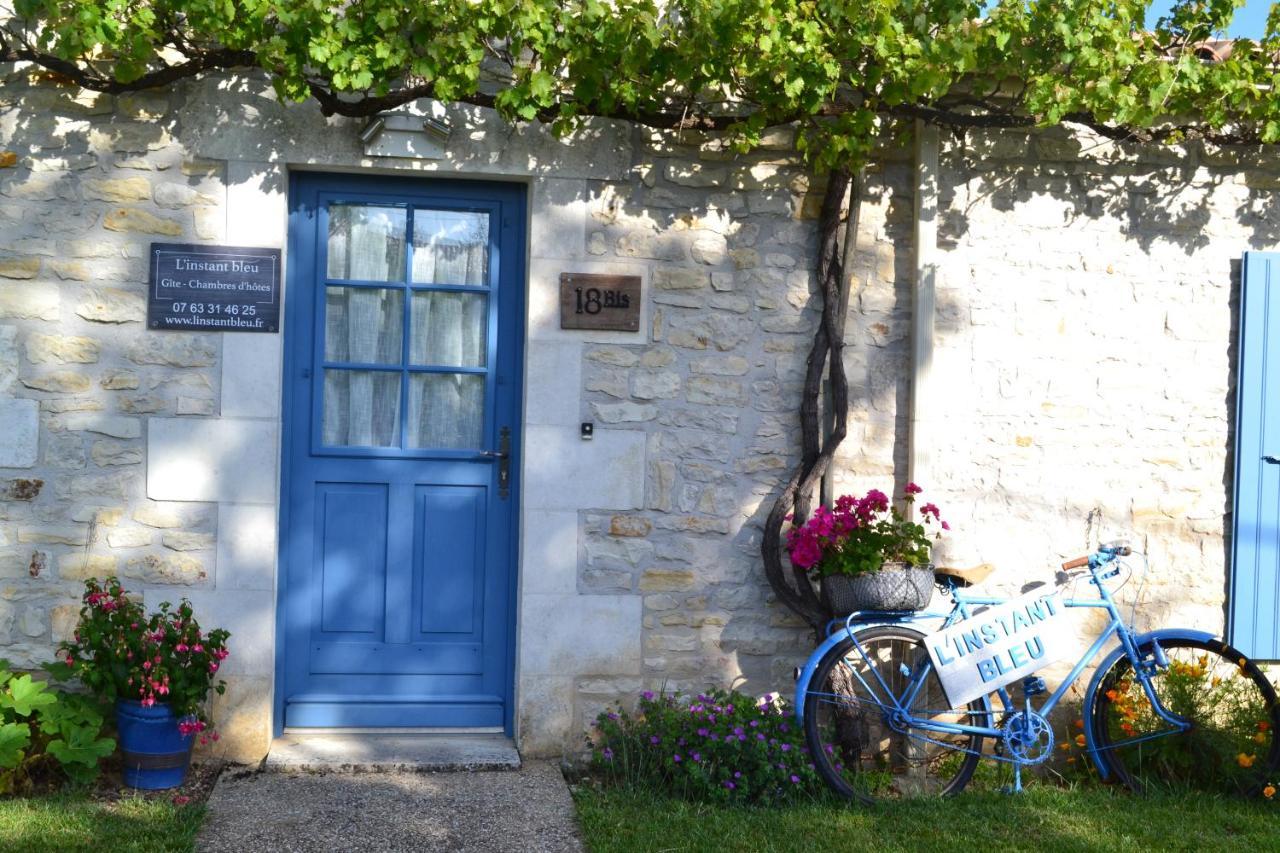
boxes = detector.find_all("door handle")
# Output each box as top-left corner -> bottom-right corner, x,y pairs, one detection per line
1265,455 -> 1280,465
482,427 -> 511,499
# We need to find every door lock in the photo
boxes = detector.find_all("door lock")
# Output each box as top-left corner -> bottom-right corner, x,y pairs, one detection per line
480,427 -> 512,499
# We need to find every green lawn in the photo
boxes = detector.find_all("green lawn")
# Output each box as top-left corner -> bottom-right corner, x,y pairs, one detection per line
0,793 -> 205,853
573,784 -> 1278,853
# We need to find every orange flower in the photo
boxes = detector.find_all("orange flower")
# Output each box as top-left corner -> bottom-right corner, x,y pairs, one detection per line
1255,733 -> 1268,745
1238,753 -> 1256,768
1075,734 -> 1087,747
1264,785 -> 1276,800
1259,721 -> 1271,732
1074,719 -> 1085,731
1105,689 -> 1119,702
1059,742 -> 1071,751
1066,757 -> 1076,764
1239,658 -> 1249,668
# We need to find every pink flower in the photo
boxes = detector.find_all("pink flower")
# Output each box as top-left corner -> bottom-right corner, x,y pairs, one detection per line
941,521 -> 951,531
905,482 -> 923,495
789,536 -> 823,570
176,643 -> 189,653
173,795 -> 191,806
192,644 -> 203,653
208,661 -> 219,673
920,503 -> 941,520
143,661 -> 152,670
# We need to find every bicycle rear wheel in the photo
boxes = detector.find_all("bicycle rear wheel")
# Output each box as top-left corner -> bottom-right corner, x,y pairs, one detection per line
1089,636 -> 1280,795
802,625 -> 991,803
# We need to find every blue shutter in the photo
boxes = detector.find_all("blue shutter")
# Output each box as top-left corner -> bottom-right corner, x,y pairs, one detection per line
1230,252 -> 1280,660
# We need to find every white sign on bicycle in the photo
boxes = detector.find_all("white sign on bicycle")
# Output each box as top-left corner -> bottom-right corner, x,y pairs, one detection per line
925,590 -> 1076,707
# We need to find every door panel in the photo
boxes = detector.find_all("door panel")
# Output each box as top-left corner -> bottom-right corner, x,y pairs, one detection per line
280,173 -> 524,729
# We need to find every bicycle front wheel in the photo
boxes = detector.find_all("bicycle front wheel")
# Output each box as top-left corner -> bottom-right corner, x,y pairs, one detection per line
1090,636 -> 1280,795
802,625 -> 990,803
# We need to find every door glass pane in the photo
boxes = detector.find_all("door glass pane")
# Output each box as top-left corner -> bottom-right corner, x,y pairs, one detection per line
323,369 -> 401,447
325,288 -> 403,364
411,210 -> 489,285
327,205 -> 406,281
407,373 -> 484,449
410,292 -> 487,367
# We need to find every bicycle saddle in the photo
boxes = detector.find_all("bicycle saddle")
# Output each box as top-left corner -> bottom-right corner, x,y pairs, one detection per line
934,563 -> 995,587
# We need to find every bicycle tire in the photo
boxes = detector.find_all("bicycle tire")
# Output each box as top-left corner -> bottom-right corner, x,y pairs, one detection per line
802,624 -> 991,803
1089,636 -> 1280,795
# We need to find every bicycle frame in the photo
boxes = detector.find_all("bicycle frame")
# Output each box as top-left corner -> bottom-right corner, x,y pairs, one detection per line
794,550 -> 1198,776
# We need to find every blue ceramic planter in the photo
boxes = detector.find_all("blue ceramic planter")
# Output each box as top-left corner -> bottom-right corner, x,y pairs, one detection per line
115,700 -> 195,790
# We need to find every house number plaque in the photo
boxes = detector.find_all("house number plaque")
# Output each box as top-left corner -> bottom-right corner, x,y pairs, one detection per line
559,273 -> 641,332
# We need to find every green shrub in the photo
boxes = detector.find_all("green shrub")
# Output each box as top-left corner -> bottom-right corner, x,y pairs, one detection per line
0,661 -> 114,794
590,688 -> 822,805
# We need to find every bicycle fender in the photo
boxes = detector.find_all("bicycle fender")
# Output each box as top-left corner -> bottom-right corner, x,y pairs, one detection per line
793,630 -> 854,726
1082,628 -> 1219,780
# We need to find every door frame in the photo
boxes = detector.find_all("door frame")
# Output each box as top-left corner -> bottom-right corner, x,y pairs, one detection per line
273,169 -> 527,737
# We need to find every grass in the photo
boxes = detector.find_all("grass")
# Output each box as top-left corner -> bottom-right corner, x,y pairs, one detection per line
572,783 -> 1279,853
0,792 -> 205,853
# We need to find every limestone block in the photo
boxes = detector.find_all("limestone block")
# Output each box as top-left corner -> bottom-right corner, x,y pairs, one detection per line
101,370 -> 140,390
0,326 -> 16,391
592,402 -> 658,423
153,183 -> 217,209
221,334 -> 281,418
519,593 -> 641,674
215,503 -> 276,591
530,179 -> 587,261
26,334 -> 98,364
49,261 -> 90,281
686,376 -> 746,406
147,418 -> 278,503
21,372 -> 91,393
0,398 -> 38,467
83,178 -> 151,203
664,163 -> 728,188
61,414 -> 141,439
517,675 -> 574,757
631,371 -> 681,400
0,285 -> 59,321
176,396 -> 214,416
205,675 -> 271,763
91,440 -> 142,466
519,509 -> 579,595
103,208 -> 184,236
133,504 -> 185,528
58,554 -> 118,581
127,335 -> 216,367
51,605 -> 78,643
653,268 -> 707,290
162,531 -> 215,551
523,341 -> 581,427
44,432 -> 86,469
75,288 -> 146,324
0,257 -> 40,279
522,426 -> 644,511
126,552 -> 207,585
18,526 -> 87,545
690,234 -> 728,266
107,527 -> 152,548
689,356 -> 750,376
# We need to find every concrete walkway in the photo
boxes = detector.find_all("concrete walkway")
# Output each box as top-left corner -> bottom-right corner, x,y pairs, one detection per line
197,761 -> 584,852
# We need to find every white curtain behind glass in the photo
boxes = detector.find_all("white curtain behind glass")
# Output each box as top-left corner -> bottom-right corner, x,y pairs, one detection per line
408,211 -> 488,449
323,215 -> 401,447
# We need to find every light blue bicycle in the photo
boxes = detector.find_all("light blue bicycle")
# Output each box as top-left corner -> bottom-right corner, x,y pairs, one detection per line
794,543 -> 1280,803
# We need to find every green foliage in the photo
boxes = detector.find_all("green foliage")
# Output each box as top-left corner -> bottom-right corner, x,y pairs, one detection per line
590,688 -> 822,804
58,578 -> 230,740
0,660 -> 115,794
5,1 -> 1280,168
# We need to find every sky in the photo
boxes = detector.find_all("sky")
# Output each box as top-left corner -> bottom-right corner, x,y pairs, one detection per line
1145,1 -> 1272,38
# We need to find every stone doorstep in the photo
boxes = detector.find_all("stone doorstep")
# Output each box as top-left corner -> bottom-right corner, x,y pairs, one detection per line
264,733 -> 521,773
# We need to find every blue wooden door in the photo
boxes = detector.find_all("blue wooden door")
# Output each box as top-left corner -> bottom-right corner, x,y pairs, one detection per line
279,173 -> 524,729
1230,251 -> 1280,661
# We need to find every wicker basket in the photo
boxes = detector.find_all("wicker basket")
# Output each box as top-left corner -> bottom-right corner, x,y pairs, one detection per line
821,562 -> 935,614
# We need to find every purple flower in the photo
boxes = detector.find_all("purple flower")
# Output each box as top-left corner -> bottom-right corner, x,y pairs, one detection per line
733,727 -> 744,736
734,771 -> 742,778
779,723 -> 789,733
642,690 -> 655,701
697,728 -> 709,737
724,781 -> 736,790
650,735 -> 661,745
756,734 -> 766,741
738,735 -> 747,742
673,753 -> 682,763
602,748 -> 613,761
749,720 -> 758,728
790,775 -> 801,784
781,743 -> 792,752
691,752 -> 701,763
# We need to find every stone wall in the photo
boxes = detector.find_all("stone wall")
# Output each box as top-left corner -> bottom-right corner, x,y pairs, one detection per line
1,64 -> 1273,760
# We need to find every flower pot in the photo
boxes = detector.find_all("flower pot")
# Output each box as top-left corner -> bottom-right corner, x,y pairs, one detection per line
821,562 -> 935,614
115,700 -> 195,790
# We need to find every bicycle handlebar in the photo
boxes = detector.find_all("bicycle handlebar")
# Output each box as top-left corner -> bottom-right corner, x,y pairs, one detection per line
1060,545 -> 1131,571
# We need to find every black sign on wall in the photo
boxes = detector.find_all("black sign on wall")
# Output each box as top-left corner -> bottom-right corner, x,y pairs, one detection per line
148,243 -> 282,333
